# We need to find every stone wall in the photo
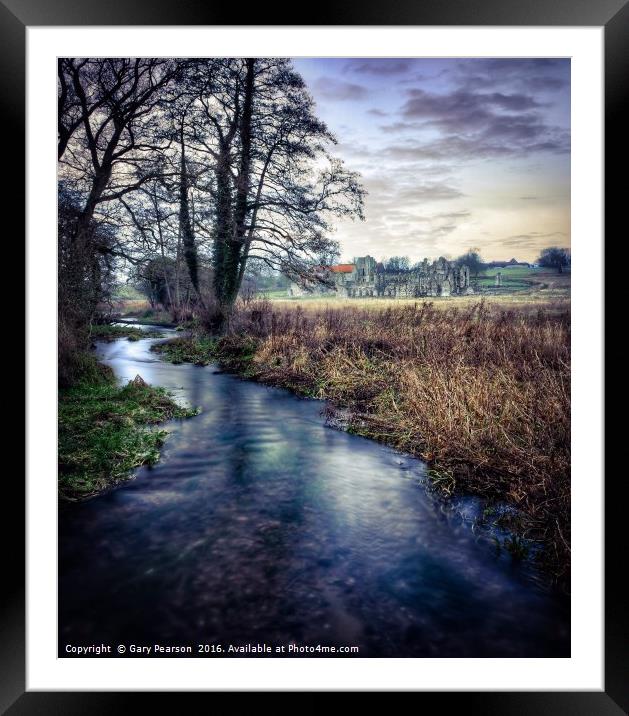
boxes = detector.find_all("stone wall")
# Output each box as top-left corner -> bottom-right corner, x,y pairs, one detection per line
288,256 -> 473,298
342,257 -> 472,298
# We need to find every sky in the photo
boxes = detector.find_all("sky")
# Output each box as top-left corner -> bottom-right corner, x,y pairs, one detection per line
292,58 -> 570,264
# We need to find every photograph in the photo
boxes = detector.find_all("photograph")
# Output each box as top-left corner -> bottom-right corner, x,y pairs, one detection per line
57,56 -> 572,659
0,0 -> 619,703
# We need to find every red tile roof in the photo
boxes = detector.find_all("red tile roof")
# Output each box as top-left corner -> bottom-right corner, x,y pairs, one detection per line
330,264 -> 355,273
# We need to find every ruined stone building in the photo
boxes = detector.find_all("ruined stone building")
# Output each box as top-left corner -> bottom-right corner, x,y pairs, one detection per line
288,255 -> 473,298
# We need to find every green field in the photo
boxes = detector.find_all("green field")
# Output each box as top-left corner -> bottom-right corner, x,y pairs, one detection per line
473,266 -> 570,296
474,266 -> 541,292
257,289 -> 292,300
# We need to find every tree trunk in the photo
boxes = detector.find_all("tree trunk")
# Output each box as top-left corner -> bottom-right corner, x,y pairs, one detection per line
211,59 -> 255,333
212,148 -> 233,306
179,122 -> 199,296
150,187 -> 175,314
230,58 -> 255,300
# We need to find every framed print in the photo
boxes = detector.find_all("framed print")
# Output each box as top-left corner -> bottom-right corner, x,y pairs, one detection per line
4,0 -> 624,710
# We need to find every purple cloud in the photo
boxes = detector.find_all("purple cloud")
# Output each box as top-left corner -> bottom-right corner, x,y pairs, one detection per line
313,77 -> 368,101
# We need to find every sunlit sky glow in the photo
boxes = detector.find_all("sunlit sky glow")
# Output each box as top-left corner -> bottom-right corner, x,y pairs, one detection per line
293,58 -> 570,264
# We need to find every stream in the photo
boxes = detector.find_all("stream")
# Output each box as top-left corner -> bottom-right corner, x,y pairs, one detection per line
58,325 -> 570,657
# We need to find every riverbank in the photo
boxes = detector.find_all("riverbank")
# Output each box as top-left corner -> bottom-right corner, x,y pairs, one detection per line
153,299 -> 571,583
89,324 -> 165,342
59,356 -> 199,501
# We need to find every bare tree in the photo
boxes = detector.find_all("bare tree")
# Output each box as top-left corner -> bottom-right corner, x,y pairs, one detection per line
182,58 -> 365,330
58,57 -> 183,363
59,58 -> 180,251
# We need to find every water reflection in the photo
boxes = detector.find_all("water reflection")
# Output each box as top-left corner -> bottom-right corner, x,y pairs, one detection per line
59,330 -> 569,657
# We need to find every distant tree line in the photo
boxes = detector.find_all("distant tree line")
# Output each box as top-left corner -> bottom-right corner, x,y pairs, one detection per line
378,249 -> 484,277
376,246 -> 570,281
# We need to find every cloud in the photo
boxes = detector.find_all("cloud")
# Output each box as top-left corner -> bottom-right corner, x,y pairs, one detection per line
472,229 -> 570,262
344,59 -> 413,75
499,231 -> 567,248
401,88 -> 543,129
397,183 -> 465,201
385,81 -> 570,159
335,141 -> 374,159
313,77 -> 368,101
385,97 -> 570,160
434,209 -> 471,220
299,58 -> 570,263
450,58 -> 570,93
379,121 -> 417,133
385,139 -> 479,162
526,76 -> 568,92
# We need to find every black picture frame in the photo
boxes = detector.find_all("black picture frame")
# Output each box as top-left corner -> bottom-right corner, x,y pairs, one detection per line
4,1 -> 623,711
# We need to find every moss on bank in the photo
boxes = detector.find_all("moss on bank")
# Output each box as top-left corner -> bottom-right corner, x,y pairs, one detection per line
90,324 -> 164,342
151,336 -> 219,365
59,373 -> 199,500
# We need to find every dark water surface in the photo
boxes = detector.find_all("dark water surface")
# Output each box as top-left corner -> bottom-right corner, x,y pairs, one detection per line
59,327 -> 570,657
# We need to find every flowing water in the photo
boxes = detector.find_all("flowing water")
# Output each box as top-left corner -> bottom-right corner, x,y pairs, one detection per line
59,326 -> 570,657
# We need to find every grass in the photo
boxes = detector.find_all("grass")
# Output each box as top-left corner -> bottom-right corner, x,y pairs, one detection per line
90,324 -> 164,342
59,374 -> 199,500
152,336 -> 218,365
155,297 -> 571,584
483,266 -> 541,278
474,276 -> 533,292
257,289 -> 290,300
474,267 -> 571,298
265,292 -> 570,314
